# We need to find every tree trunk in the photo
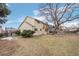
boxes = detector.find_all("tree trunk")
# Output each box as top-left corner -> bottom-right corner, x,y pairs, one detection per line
52,24 -> 60,34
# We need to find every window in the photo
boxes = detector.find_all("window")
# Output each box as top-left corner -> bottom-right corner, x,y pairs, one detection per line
34,28 -> 37,31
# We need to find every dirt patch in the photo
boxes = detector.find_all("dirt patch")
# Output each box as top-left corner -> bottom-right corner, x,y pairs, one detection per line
0,40 -> 18,56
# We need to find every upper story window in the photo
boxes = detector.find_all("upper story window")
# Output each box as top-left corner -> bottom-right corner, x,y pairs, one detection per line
36,20 -> 40,23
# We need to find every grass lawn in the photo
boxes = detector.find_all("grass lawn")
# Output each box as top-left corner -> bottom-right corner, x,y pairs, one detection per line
0,34 -> 79,56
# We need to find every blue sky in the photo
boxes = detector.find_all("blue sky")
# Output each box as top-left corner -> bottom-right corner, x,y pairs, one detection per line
3,3 -> 39,28
3,3 -> 79,29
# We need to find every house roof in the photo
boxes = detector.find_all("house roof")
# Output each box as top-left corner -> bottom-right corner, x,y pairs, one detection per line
29,16 -> 48,25
18,16 -> 48,29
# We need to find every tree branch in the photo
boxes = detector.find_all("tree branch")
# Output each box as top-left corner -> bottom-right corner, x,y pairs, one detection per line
60,15 -> 79,24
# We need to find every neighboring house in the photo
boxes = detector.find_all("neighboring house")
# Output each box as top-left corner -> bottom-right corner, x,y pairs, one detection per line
0,26 -> 5,34
5,27 -> 17,36
18,16 -> 48,35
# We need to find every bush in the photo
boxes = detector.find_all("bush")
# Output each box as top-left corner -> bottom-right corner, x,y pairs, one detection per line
21,30 -> 35,38
0,33 -> 3,37
15,30 -> 21,36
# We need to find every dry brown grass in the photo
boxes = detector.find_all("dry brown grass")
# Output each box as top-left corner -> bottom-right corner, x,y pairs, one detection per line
0,34 -> 79,56
13,34 -> 79,56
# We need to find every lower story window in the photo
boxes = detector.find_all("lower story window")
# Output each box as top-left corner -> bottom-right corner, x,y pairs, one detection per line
40,29 -> 42,31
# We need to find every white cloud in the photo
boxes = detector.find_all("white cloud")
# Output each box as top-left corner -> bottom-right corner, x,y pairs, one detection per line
3,16 -> 26,28
33,10 -> 46,21
33,16 -> 45,21
33,16 -> 54,25
6,16 -> 25,24
62,21 -> 79,27
1,20 -> 13,24
6,4 -> 9,6
16,16 -> 26,22
6,4 -> 10,7
33,10 -> 40,16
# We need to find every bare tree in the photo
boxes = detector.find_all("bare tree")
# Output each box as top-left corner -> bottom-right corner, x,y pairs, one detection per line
39,3 -> 79,34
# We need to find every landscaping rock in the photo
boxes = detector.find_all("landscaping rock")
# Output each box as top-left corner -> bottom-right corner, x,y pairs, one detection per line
1,37 -> 14,40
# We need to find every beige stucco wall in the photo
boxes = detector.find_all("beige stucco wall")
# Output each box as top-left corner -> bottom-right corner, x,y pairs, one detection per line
33,19 -> 48,35
19,17 -> 35,32
0,28 -> 4,34
19,17 -> 48,35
